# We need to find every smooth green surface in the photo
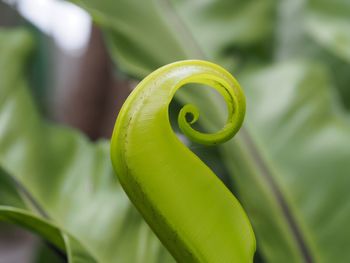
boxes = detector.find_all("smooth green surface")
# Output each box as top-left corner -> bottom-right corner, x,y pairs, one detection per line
111,60 -> 254,262
70,0 -> 350,262
0,28 -> 175,262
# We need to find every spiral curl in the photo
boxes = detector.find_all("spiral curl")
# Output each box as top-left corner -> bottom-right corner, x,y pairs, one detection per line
111,60 -> 254,263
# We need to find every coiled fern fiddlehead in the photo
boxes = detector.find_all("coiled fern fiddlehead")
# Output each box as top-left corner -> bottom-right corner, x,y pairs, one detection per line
111,60 -> 255,262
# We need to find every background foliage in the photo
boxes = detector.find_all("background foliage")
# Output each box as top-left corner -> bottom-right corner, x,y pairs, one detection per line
1,0 -> 350,262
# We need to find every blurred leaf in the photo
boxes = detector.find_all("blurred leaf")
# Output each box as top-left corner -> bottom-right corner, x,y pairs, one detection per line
71,0 -> 275,77
68,1 -> 350,262
170,0 -> 275,67
231,61 -> 350,262
305,0 -> 350,108
0,28 -> 174,262
0,167 -> 26,209
34,242 -> 66,263
0,168 -> 94,262
306,0 -> 350,63
275,0 -> 350,109
0,207 -> 95,263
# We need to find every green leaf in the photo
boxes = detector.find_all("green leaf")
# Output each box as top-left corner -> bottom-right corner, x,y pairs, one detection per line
67,1 -> 350,262
275,0 -> 350,109
71,0 -> 275,78
231,61 -> 350,262
305,0 -> 350,108
0,207 -> 96,263
0,167 -> 96,262
305,0 -> 350,63
0,28 -> 174,262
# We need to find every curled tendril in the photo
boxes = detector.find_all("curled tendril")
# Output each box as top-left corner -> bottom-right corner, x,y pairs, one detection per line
111,60 -> 255,263
176,73 -> 245,145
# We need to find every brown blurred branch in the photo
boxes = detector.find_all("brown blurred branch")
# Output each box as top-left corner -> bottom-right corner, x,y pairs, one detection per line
53,26 -> 134,140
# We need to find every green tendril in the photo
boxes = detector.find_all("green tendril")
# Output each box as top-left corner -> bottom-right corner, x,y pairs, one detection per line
176,73 -> 245,145
111,60 -> 255,263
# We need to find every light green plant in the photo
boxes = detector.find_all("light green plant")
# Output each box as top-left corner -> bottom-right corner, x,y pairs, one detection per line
111,60 -> 255,262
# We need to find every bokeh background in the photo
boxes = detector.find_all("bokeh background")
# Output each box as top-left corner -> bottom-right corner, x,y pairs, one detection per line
0,0 -> 350,262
